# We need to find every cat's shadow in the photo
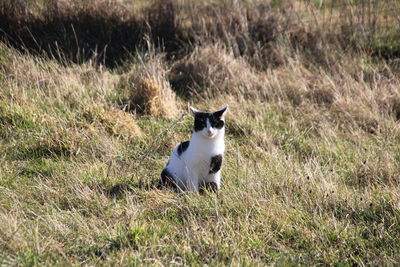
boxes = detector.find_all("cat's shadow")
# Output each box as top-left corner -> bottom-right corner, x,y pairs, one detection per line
103,179 -> 219,199
102,180 -> 158,199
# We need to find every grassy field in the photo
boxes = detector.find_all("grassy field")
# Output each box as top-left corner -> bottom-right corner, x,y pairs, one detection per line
0,0 -> 400,265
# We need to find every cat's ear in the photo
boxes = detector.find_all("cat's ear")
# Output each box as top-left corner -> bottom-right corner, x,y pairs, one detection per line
189,106 -> 200,116
214,106 -> 228,120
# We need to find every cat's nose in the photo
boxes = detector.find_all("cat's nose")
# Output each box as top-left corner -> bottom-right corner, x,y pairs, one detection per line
207,130 -> 212,135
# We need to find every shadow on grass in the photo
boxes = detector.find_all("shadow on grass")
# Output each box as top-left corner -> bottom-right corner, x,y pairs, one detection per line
101,179 -> 157,199
9,143 -> 75,161
0,0 -> 192,68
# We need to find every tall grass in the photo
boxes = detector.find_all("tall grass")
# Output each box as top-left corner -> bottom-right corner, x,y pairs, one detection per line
1,0 -> 399,67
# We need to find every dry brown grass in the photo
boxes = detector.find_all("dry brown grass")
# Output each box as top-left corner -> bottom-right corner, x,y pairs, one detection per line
170,44 -> 265,99
83,104 -> 143,138
131,77 -> 178,119
119,53 -> 180,119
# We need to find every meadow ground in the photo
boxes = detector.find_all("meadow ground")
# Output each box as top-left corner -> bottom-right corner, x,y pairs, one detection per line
0,0 -> 400,265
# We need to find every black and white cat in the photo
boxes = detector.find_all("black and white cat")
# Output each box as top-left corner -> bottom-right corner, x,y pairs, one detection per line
160,106 -> 228,192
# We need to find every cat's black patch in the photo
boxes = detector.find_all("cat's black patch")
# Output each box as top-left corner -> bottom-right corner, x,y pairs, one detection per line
213,106 -> 227,120
199,181 -> 219,194
177,141 -> 190,156
210,113 -> 225,129
209,154 -> 223,174
159,168 -> 177,190
194,112 -> 208,132
193,112 -> 225,132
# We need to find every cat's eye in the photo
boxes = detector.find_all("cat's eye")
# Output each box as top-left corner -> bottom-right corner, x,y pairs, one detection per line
210,117 -> 224,129
215,120 -> 224,128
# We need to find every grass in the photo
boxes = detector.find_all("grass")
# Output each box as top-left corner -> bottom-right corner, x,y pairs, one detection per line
0,0 -> 400,265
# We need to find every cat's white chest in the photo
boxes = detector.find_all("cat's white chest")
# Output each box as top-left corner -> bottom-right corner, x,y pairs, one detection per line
189,135 -> 224,159
185,134 -> 223,172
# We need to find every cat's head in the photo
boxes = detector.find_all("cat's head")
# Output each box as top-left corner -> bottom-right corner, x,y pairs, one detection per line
189,106 -> 228,139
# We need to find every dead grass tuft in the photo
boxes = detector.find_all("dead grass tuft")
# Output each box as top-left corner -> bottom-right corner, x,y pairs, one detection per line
119,53 -> 179,119
83,104 -> 142,138
170,45 -> 264,99
132,78 -> 171,118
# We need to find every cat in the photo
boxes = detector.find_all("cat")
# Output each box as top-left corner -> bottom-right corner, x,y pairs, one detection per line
160,106 -> 228,193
